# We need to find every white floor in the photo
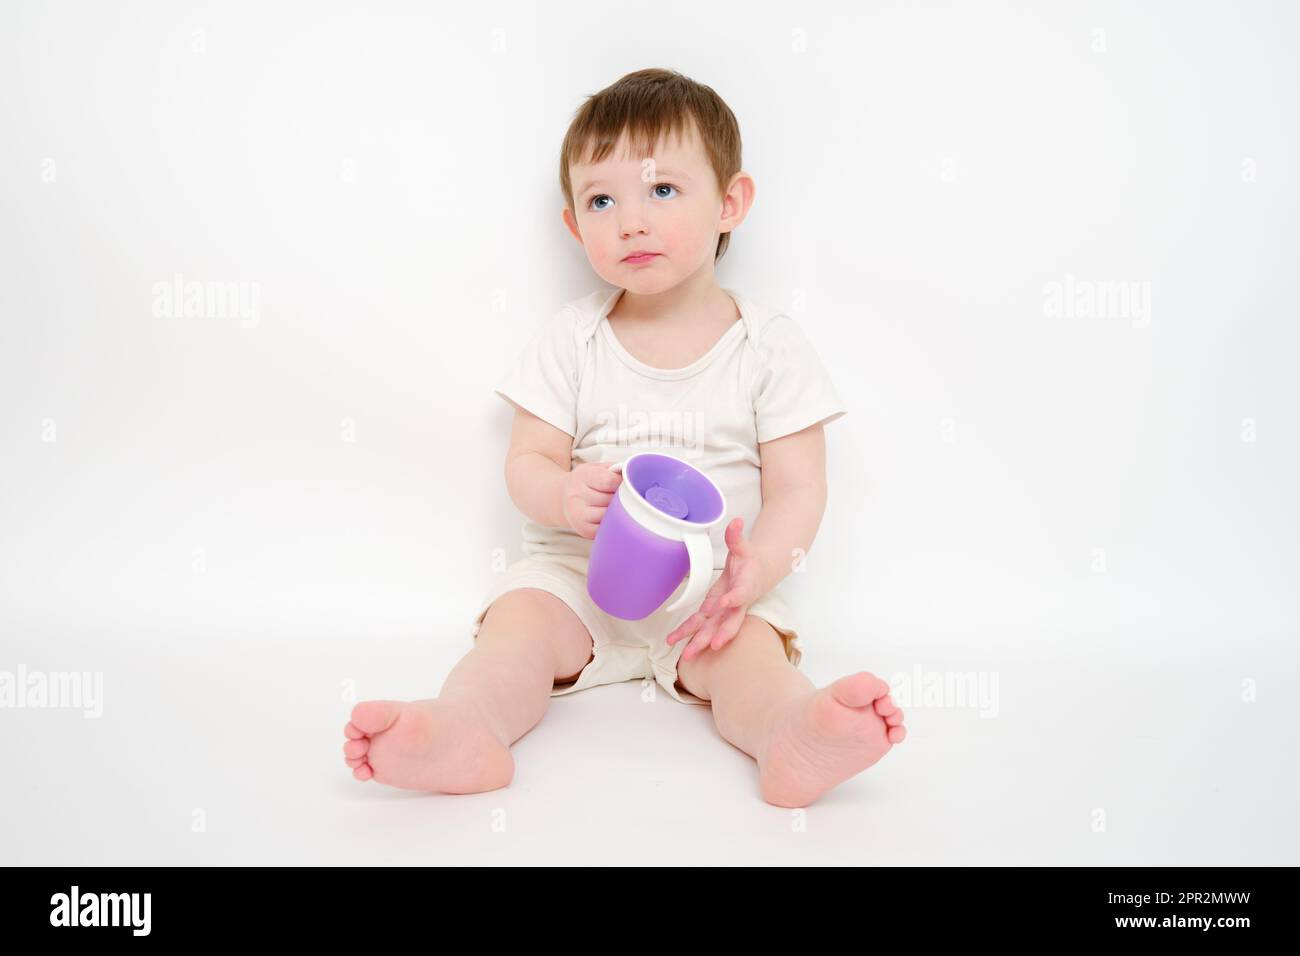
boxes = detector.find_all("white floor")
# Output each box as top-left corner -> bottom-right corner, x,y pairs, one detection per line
4,607 -> 1294,866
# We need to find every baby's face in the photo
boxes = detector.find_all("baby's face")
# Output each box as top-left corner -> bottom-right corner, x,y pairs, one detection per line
563,124 -> 725,294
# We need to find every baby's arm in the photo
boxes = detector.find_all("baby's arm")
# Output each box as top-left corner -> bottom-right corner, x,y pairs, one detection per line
503,406 -> 622,536
503,406 -> 573,528
749,423 -> 829,598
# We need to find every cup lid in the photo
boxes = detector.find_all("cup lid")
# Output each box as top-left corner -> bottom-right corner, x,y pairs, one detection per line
644,483 -> 690,519
618,452 -> 726,532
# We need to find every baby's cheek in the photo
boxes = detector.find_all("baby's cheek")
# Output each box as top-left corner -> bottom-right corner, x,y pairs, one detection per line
590,236 -> 619,267
667,219 -> 708,262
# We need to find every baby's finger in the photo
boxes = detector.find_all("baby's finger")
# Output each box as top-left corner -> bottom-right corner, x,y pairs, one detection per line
575,504 -> 607,528
683,617 -> 719,661
717,586 -> 745,610
724,517 -> 749,553
696,584 -> 727,616
666,612 -> 703,645
710,606 -> 746,650
587,468 -> 624,493
572,514 -> 603,539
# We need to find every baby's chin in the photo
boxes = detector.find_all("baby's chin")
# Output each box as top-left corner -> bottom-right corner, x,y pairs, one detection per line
604,261 -> 678,293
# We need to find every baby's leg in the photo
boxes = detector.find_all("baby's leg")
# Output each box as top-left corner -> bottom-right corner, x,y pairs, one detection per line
440,588 -> 595,743
676,615 -> 906,807
342,588 -> 594,793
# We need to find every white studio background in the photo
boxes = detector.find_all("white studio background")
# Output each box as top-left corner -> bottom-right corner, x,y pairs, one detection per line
1,1 -> 1296,865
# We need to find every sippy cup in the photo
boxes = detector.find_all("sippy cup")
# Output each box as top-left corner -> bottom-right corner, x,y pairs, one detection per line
586,452 -> 727,620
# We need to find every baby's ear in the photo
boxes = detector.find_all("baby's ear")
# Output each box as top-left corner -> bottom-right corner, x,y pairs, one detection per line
560,206 -> 584,244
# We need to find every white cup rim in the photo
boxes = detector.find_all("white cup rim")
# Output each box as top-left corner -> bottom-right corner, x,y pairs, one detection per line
614,451 -> 728,534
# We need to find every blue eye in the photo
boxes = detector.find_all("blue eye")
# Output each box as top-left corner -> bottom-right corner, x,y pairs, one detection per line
587,183 -> 679,210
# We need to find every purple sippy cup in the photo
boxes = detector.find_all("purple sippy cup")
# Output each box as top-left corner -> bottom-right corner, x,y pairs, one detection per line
587,452 -> 728,620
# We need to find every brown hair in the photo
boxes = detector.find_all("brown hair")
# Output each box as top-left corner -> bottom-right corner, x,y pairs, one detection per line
559,68 -> 743,262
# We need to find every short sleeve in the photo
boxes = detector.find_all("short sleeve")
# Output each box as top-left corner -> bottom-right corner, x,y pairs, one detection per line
751,315 -> 848,444
494,307 -> 580,437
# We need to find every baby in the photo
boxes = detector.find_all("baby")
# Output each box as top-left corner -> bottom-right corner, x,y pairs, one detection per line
341,68 -> 906,807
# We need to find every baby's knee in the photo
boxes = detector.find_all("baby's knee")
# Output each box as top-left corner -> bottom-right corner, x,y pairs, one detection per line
477,588 -> 594,678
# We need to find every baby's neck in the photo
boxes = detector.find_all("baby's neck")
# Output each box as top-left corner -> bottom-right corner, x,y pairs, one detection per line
611,283 -> 737,331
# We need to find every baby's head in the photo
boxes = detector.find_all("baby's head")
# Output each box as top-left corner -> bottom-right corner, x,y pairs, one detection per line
559,68 -> 754,294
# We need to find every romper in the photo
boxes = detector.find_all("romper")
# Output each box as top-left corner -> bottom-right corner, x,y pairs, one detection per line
473,285 -> 848,705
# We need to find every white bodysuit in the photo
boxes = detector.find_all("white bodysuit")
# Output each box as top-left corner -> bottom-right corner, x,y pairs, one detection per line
471,285 -> 849,705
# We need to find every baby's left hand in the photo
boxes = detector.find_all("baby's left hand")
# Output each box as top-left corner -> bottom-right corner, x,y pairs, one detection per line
666,517 -> 767,661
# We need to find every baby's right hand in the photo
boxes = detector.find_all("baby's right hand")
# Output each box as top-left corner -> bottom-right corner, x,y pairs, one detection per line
562,462 -> 624,539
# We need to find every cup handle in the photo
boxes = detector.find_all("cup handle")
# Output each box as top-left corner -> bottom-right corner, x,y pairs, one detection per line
664,531 -> 714,614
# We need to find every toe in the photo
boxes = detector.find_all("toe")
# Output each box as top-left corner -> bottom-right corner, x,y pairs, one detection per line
344,722 -> 365,740
884,709 -> 904,727
353,764 -> 373,781
829,672 -> 887,708
887,725 -> 907,744
343,738 -> 369,759
350,700 -> 404,736
873,695 -> 897,717
345,756 -> 365,769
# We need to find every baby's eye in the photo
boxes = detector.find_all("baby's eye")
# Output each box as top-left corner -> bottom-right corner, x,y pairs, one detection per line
587,183 -> 679,211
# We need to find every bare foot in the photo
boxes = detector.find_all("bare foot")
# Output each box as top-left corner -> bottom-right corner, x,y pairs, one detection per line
756,672 -> 906,807
342,698 -> 514,793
